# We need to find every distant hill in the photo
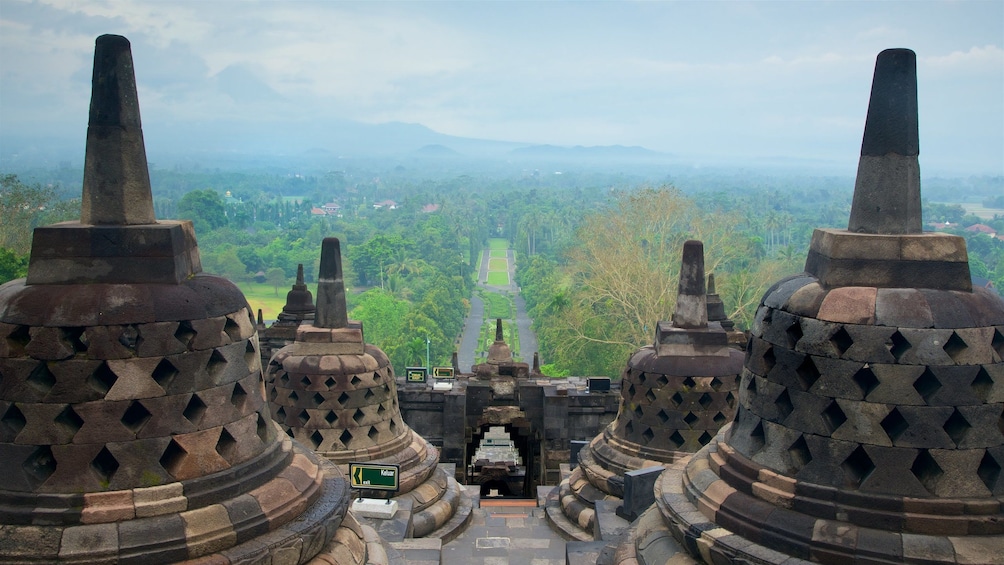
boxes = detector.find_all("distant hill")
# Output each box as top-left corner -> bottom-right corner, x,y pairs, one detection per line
509,144 -> 665,159
414,144 -> 462,157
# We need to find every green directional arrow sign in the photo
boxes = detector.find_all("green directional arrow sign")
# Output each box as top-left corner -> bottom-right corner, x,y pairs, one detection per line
349,462 -> 400,491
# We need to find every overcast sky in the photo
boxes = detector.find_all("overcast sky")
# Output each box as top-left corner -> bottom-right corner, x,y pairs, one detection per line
1,0 -> 1001,174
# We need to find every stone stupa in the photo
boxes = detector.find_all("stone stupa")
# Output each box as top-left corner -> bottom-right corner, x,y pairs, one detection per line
266,238 -> 472,539
629,48 -> 1004,565
260,263 -> 316,366
554,241 -> 744,539
0,35 -> 373,564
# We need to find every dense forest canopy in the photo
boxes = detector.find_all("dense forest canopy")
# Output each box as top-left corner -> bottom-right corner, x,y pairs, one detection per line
2,164 -> 1002,377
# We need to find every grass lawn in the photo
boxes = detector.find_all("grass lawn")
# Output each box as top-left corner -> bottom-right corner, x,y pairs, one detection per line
489,238 -> 508,250
486,271 -> 510,286
488,257 -> 508,271
489,249 -> 507,258
237,281 -> 289,322
480,291 -> 513,318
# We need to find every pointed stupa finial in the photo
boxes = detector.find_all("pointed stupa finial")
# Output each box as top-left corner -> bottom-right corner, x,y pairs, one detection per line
532,352 -> 540,374
847,48 -> 921,235
80,34 -> 156,225
314,238 -> 348,328
296,264 -> 305,286
495,318 -> 504,342
451,351 -> 460,372
257,309 -> 264,325
707,273 -> 716,295
671,240 -> 707,329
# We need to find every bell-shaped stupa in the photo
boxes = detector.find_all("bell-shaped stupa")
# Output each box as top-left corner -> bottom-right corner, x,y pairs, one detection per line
260,263 -> 316,365
266,238 -> 471,538
0,35 -> 370,564
642,49 -> 1004,565
555,240 -> 744,539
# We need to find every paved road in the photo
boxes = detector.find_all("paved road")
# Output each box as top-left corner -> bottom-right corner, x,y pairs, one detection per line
456,246 -> 538,372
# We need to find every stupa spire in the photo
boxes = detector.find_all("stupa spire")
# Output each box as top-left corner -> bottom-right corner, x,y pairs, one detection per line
80,34 -> 156,225
847,48 -> 921,235
314,238 -> 348,328
670,240 -> 708,329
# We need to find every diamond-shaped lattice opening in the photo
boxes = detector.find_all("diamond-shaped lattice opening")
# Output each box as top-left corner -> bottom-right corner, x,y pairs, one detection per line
23,445 -> 56,489
655,375 -> 669,387
216,428 -> 237,462
325,410 -> 338,424
231,383 -> 248,410
152,359 -> 178,390
1,404 -> 26,437
725,391 -> 736,406
288,390 -> 299,403
912,449 -> 943,494
300,375 -> 312,388
762,308 -> 774,328
372,371 -> 383,383
256,413 -> 269,443
710,377 -> 723,391
86,362 -> 117,395
993,329 -> 1004,360
625,421 -> 635,435
368,426 -> 380,441
309,430 -> 324,449
280,373 -> 290,386
183,394 -> 207,425
206,349 -> 228,379
338,392 -> 351,406
633,405 -> 644,418
943,408 -> 971,447
668,430 -> 685,449
978,451 -> 1001,493
91,446 -> 119,484
641,427 -> 655,443
749,419 -> 765,453
297,409 -> 310,426
120,401 -> 150,433
841,445 -> 875,488
786,320 -> 803,349
746,375 -> 758,393
670,392 -> 684,408
821,400 -> 847,434
117,325 -> 139,350
275,406 -> 287,422
880,407 -> 909,444
913,368 -> 942,403
389,419 -> 398,433
627,384 -> 636,397
377,404 -> 387,416
268,386 -> 278,402
713,412 -> 727,426
160,439 -> 187,476
852,366 -> 879,399
762,347 -> 777,374
972,367 -> 994,402
943,331 -> 968,363
698,393 -> 713,409
339,429 -> 353,447
698,431 -> 713,445
285,428 -> 295,438
353,408 -> 366,424
223,317 -> 242,342
312,392 -> 325,406
788,435 -> 812,469
324,377 -> 336,389
889,331 -> 911,362
5,325 -> 30,352
63,327 -> 87,353
350,375 -> 362,386
645,389 -> 657,403
657,409 -> 670,424
244,341 -> 257,369
682,377 -> 697,389
174,321 -> 196,349
830,326 -> 854,357
27,362 -> 56,394
637,372 -> 647,384
774,389 -> 794,421
795,356 -> 820,392
684,412 -> 700,427
364,388 -> 376,400
54,405 -> 84,435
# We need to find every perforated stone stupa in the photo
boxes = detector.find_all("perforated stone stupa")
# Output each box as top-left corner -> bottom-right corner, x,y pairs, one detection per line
555,240 -> 744,538
640,49 -> 1004,565
260,263 -> 316,365
0,35 -> 373,564
266,238 -> 471,539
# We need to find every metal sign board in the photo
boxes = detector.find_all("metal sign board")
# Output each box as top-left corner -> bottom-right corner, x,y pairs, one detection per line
433,366 -> 455,379
406,367 -> 427,382
349,462 -> 400,491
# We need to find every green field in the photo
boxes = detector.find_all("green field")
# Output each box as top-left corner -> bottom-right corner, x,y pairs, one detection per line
237,281 -> 289,321
489,249 -> 507,258
481,291 -> 513,318
486,271 -> 510,285
489,238 -> 508,250
488,257 -> 508,271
